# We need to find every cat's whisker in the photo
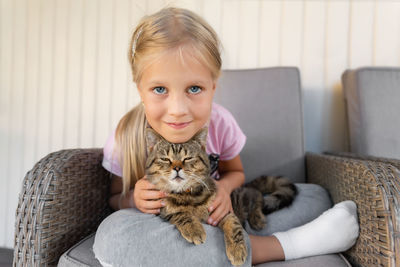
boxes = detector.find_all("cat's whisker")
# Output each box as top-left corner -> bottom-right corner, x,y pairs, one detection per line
190,175 -> 210,192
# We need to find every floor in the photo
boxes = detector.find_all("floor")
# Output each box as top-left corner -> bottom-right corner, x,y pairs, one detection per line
0,248 -> 13,267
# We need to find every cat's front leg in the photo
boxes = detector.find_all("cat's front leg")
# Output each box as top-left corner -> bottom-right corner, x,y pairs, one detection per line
168,212 -> 206,245
218,213 -> 247,266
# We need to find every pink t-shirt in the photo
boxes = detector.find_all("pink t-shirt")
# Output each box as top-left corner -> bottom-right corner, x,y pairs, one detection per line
102,102 -> 246,177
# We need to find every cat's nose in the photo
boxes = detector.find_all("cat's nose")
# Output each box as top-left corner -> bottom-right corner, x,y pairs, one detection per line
174,166 -> 182,172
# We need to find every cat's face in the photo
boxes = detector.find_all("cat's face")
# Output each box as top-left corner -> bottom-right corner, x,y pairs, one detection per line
145,128 -> 210,193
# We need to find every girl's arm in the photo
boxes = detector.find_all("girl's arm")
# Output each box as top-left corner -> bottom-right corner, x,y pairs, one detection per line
207,154 -> 245,226
109,175 -> 135,210
217,154 -> 245,193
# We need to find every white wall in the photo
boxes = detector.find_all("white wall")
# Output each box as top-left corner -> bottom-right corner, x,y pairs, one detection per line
1,0 -> 400,248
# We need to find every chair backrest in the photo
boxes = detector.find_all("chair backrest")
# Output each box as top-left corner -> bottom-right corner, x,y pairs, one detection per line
342,67 -> 400,159
214,67 -> 305,183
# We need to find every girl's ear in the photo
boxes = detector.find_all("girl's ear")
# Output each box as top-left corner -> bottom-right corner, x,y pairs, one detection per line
210,81 -> 217,98
137,83 -> 144,100
192,127 -> 208,150
145,128 -> 162,153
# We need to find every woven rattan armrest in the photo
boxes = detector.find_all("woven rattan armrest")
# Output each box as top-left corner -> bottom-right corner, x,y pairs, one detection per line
306,152 -> 400,267
13,149 -> 113,267
327,151 -> 400,171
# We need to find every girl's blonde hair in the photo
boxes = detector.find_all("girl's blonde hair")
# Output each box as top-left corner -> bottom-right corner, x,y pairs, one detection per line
116,7 -> 222,196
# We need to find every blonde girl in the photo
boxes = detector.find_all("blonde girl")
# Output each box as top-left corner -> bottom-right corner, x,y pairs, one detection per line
94,7 -> 359,266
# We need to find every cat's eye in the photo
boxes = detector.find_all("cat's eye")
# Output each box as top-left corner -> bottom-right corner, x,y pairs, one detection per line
159,157 -> 171,163
182,157 -> 195,164
188,86 -> 202,94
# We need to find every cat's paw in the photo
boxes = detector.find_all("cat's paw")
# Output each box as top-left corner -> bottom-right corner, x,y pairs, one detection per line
180,225 -> 206,245
226,240 -> 247,266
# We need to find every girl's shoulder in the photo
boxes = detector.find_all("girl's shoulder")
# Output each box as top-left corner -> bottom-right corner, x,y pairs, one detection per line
102,128 -> 123,177
208,102 -> 246,161
210,102 -> 236,124
210,102 -> 244,135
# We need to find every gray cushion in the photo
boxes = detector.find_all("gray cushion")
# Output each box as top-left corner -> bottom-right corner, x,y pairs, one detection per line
93,209 -> 253,267
86,184 -> 333,267
342,67 -> 400,159
0,247 -> 14,266
58,233 -> 102,267
59,235 -> 351,267
58,184 -> 341,267
59,235 -> 350,267
214,67 -> 305,183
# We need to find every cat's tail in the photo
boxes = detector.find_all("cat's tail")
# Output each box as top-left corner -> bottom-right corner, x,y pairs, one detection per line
244,176 -> 297,214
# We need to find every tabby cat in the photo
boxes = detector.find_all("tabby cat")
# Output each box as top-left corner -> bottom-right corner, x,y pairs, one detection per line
144,128 -> 297,266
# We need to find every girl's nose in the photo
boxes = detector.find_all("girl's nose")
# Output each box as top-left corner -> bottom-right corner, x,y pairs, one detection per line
168,93 -> 189,117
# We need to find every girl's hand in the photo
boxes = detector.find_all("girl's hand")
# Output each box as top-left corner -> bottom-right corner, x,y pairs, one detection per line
207,180 -> 234,226
133,176 -> 168,214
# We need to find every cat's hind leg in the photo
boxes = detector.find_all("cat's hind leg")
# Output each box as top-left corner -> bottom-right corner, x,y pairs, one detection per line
248,208 -> 266,231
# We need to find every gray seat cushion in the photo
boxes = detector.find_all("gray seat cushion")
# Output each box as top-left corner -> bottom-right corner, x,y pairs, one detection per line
58,235 -> 350,267
58,233 -> 102,267
342,67 -> 400,159
215,67 -> 305,183
0,247 -> 14,266
58,183 -> 350,267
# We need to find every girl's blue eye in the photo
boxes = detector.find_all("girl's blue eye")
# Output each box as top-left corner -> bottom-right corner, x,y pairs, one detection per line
188,86 -> 202,94
153,87 -> 166,94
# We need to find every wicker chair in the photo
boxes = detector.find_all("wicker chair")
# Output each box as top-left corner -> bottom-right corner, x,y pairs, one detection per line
12,149 -> 400,267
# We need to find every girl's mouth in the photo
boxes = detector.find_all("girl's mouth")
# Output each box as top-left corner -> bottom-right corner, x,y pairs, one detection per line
166,122 -> 191,129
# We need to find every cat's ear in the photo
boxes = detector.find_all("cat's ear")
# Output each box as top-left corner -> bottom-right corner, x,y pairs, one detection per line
145,128 -> 162,153
193,127 -> 208,151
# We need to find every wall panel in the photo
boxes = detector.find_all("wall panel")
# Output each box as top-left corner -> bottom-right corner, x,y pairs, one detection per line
259,1 -> 282,67
348,0 -> 375,68
373,1 -> 400,65
323,1 -> 351,153
302,1 -> 326,152
280,0 -> 303,66
51,0 -> 68,152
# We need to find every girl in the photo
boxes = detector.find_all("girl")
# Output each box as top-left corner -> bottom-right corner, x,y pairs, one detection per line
97,7 -> 359,266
